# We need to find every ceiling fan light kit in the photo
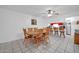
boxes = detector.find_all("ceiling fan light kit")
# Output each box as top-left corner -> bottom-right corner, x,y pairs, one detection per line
48,14 -> 52,17
48,10 -> 53,14
47,10 -> 53,17
39,9 -> 59,17
47,9 -> 59,17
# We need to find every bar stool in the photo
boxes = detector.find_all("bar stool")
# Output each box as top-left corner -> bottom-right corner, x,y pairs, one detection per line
59,26 -> 65,38
53,27 -> 59,35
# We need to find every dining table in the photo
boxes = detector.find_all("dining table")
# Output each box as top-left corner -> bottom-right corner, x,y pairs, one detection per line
23,26 -> 51,47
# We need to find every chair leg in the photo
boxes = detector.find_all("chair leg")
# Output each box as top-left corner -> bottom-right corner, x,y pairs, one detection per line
60,32 -> 65,38
63,32 -> 65,38
23,38 -> 26,44
35,39 -> 39,47
60,32 -> 61,37
24,38 -> 30,47
35,38 -> 41,48
45,36 -> 49,44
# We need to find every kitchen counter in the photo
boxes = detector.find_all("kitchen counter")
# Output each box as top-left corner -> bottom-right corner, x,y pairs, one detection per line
75,29 -> 79,34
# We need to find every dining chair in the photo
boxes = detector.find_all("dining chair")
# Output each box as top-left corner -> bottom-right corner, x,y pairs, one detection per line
28,28 -> 33,32
33,29 -> 43,47
34,29 -> 43,47
45,28 -> 50,43
42,28 -> 49,43
23,28 -> 28,43
23,28 -> 32,47
33,27 -> 38,32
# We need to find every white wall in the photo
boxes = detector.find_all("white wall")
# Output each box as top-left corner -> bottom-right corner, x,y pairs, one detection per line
0,8 -> 28,43
0,8 -> 48,43
41,16 -> 65,24
73,17 -> 79,29
65,16 -> 79,36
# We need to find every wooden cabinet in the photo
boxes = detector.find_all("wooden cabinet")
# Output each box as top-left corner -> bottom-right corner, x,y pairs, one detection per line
74,33 -> 79,44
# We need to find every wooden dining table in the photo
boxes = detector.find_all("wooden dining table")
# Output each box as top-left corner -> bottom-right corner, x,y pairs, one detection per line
26,31 -> 42,47
23,27 -> 50,47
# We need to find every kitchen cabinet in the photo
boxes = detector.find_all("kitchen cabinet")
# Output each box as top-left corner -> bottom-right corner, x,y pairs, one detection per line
74,33 -> 79,44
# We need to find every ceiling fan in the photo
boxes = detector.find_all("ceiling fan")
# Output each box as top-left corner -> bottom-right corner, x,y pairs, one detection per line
40,9 -> 59,17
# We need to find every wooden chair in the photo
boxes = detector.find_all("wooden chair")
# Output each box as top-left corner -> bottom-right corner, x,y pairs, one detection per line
33,31 -> 43,47
23,28 -> 28,44
23,28 -> 32,47
33,27 -> 38,32
28,28 -> 33,32
45,28 -> 50,43
42,28 -> 50,43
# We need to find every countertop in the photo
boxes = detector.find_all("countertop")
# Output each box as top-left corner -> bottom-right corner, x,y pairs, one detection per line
75,29 -> 79,34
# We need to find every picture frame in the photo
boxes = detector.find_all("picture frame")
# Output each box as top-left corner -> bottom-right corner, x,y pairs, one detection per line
31,19 -> 37,25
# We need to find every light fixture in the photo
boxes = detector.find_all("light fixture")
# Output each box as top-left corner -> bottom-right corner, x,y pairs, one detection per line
40,9 -> 59,17
53,24 -> 59,27
47,10 -> 53,17
48,14 -> 52,17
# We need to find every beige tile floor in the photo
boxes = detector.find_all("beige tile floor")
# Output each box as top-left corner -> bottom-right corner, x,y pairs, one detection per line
0,33 -> 79,53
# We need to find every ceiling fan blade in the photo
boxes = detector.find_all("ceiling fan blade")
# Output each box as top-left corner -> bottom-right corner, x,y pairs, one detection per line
40,12 -> 47,14
55,13 -> 59,15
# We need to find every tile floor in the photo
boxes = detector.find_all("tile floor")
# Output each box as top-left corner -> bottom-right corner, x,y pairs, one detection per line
0,34 -> 79,53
